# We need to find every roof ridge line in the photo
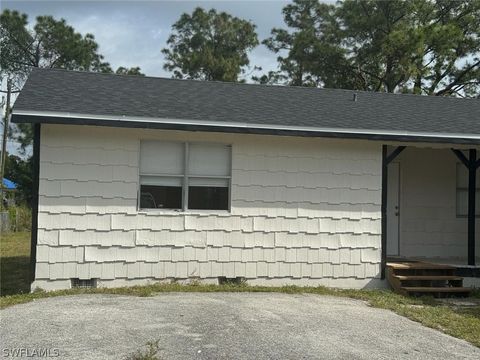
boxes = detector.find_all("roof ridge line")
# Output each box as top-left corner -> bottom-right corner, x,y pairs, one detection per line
30,68 -> 477,101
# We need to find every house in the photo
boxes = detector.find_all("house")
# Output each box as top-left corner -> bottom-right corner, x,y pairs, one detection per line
1,177 -> 17,207
11,68 -> 480,293
1,178 -> 18,231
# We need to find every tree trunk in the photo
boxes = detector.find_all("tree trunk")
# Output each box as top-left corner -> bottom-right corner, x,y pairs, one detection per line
0,78 -> 12,212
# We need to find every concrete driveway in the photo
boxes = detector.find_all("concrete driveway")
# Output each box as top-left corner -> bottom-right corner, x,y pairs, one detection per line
1,293 -> 479,359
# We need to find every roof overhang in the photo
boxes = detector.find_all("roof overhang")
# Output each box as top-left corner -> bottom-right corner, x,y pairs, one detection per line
11,109 -> 480,145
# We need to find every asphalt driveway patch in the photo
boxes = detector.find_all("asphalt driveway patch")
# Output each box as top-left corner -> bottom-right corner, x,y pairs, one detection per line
1,292 -> 479,359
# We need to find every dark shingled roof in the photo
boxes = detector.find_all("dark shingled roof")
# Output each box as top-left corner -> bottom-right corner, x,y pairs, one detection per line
11,67 -> 480,144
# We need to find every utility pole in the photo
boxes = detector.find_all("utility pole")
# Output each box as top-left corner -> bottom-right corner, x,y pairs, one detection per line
0,78 -> 12,212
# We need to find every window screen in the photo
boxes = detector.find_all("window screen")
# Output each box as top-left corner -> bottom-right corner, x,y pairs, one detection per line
139,141 -> 231,211
456,163 -> 480,217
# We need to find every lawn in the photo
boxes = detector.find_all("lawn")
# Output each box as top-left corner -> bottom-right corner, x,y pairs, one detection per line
1,231 -> 479,347
0,231 -> 31,296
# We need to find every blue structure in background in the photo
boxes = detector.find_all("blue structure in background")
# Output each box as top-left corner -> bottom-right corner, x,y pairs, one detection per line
2,178 -> 17,190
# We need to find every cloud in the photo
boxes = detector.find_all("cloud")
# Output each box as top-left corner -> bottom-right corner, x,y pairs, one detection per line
150,28 -> 163,40
3,0 -> 289,78
70,12 -> 165,75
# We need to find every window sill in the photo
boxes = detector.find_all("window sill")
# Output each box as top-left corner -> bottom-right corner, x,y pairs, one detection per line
138,208 -> 231,216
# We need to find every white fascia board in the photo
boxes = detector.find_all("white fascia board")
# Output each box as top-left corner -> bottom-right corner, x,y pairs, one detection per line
11,109 -> 480,141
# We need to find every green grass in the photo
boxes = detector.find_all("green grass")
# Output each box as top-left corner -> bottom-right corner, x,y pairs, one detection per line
127,340 -> 162,360
0,231 -> 31,296
1,232 -> 479,347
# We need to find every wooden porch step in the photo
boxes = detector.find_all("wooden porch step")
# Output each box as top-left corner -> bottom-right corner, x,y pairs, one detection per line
401,287 -> 471,293
393,275 -> 463,281
386,260 -> 471,298
386,262 -> 455,270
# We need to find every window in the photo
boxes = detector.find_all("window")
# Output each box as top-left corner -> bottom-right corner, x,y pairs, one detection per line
139,141 -> 231,211
187,143 -> 231,210
456,163 -> 480,217
139,141 -> 184,210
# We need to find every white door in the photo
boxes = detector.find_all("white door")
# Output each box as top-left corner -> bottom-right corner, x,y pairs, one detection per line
387,162 -> 400,256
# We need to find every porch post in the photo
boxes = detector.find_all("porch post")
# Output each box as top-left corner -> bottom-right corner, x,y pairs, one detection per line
30,123 -> 41,283
468,149 -> 476,266
381,146 -> 388,279
381,145 -> 406,279
452,148 -> 478,267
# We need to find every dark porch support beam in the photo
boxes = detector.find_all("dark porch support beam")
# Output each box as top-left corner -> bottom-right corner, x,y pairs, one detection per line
452,149 -> 470,168
381,145 -> 406,279
381,146 -> 388,279
467,149 -> 476,266
30,124 -> 41,283
451,148 -> 477,266
386,146 -> 406,165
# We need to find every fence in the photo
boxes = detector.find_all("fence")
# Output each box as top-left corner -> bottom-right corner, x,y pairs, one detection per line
0,206 -> 31,233
0,211 -> 9,232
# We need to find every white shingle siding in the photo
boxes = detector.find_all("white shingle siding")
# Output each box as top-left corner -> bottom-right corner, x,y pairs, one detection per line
394,148 -> 480,259
33,125 -> 383,290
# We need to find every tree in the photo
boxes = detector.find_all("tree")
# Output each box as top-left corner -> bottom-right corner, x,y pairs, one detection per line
0,10 -> 112,79
0,10 -> 144,205
162,7 -> 259,82
338,0 -> 480,95
115,66 -> 145,76
337,0 -> 420,92
409,0 -> 480,96
261,0 -> 351,88
0,10 -> 111,152
0,10 -> 145,150
3,154 -> 33,204
261,0 -> 480,97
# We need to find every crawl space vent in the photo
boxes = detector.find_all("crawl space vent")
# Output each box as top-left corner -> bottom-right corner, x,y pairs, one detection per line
218,277 -> 245,285
71,278 -> 97,289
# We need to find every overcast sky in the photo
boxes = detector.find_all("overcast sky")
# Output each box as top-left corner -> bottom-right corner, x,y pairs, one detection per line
1,0 -> 304,78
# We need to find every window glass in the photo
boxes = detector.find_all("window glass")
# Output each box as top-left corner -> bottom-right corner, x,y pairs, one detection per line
456,189 -> 468,216
140,141 -> 184,175
457,163 -> 480,188
188,144 -> 231,176
456,165 -> 468,188
188,178 -> 229,187
140,176 -> 182,187
188,186 -> 229,210
140,185 -> 182,209
456,163 -> 480,216
188,177 -> 229,210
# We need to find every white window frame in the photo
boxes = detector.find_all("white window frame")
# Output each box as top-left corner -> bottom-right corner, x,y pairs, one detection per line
455,163 -> 480,218
138,140 -> 232,212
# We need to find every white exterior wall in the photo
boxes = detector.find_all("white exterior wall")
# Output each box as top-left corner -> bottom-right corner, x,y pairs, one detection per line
395,147 -> 480,260
33,124 -> 383,291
